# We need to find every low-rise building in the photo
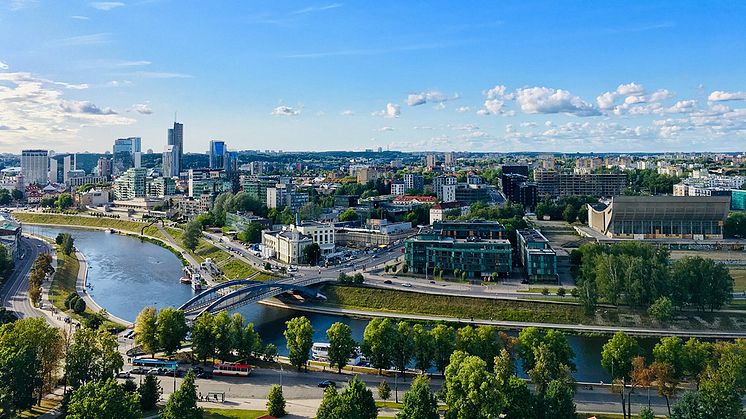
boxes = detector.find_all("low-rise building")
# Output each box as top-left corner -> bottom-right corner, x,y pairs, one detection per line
432,219 -> 506,240
405,235 -> 512,279
76,189 -> 110,207
0,213 -> 21,258
517,229 -> 557,282
262,230 -> 312,264
294,221 -> 336,255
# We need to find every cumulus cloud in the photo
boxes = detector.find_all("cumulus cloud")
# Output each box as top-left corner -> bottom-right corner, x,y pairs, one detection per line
708,90 -> 746,102
373,103 -> 400,118
648,89 -> 673,102
516,87 -> 600,117
340,110 -> 354,116
90,2 -> 124,10
484,85 -> 514,100
616,82 -> 645,96
406,90 -> 458,106
129,103 -> 153,114
596,91 -> 617,110
666,100 -> 697,114
482,99 -> 504,115
455,106 -> 470,113
0,70 -> 134,147
271,105 -> 300,116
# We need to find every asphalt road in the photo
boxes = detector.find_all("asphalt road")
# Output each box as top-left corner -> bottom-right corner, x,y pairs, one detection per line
1,236 -> 47,320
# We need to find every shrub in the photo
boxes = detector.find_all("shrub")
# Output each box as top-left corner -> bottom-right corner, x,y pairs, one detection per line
73,298 -> 87,314
556,287 -> 566,297
541,288 -> 549,296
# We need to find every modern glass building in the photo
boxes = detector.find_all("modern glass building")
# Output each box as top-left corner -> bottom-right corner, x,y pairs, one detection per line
517,229 -> 557,282
432,220 -> 506,240
209,140 -> 226,170
732,190 -> 746,211
405,234 -> 512,279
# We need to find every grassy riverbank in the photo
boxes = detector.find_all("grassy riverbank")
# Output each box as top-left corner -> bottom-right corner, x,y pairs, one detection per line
16,212 -> 272,281
319,284 -> 746,331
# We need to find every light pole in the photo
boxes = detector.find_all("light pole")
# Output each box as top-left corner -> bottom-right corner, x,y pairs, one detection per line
279,364 -> 284,390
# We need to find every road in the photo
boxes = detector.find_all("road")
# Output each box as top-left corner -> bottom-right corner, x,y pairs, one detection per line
1,236 -> 46,319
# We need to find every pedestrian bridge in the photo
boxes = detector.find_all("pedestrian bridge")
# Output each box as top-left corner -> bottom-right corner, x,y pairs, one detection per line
178,276 -> 333,319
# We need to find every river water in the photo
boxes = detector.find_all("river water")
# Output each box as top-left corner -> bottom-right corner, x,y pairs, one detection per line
30,225 -> 654,382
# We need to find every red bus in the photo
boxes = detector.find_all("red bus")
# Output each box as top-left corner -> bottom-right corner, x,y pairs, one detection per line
213,363 -> 251,377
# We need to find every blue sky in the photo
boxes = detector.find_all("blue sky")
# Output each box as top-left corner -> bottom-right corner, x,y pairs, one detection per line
1,1 -> 746,154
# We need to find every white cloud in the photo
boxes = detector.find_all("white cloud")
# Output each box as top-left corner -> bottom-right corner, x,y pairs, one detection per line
90,2 -> 124,11
483,99 -> 504,115
455,106 -> 470,113
476,109 -> 489,116
484,85 -> 514,100
616,82 -> 645,96
0,71 -> 134,147
520,122 -> 537,128
271,105 -> 300,116
666,100 -> 697,114
70,15 -> 90,20
406,90 -> 458,106
596,91 -> 617,110
377,126 -> 394,132
8,0 -> 38,11
49,33 -> 110,47
107,80 -> 132,87
291,3 -> 342,15
340,110 -> 354,116
373,103 -> 400,118
516,87 -> 600,116
648,89 -> 673,102
129,103 -> 153,115
708,90 -> 746,102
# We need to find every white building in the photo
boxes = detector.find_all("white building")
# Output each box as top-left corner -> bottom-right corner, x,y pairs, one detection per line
294,221 -> 336,255
21,150 -> 49,185
262,230 -> 312,265
390,182 -> 406,196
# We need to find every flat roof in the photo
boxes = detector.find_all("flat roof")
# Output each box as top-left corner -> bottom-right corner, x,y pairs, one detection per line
517,228 -> 549,243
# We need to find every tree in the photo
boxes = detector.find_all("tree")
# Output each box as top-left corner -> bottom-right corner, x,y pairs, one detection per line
670,391 -> 701,419
302,243 -> 321,265
651,361 -> 679,416
237,222 -> 263,244
266,384 -> 286,417
139,374 -> 162,411
284,316 -> 313,371
653,336 -> 685,379
316,386 -> 341,419
134,306 -> 159,357
528,343 -> 573,396
543,379 -> 576,419
697,372 -> 744,419
392,321 -> 414,374
326,322 -> 356,373
649,296 -> 674,321
65,328 -> 124,388
339,208 -> 359,222
724,211 -> 746,238
562,204 -> 577,223
236,321 -> 261,360
412,324 -> 434,373
73,296 -> 86,314
55,193 -> 73,209
162,370 -> 202,419
397,375 -> 439,419
682,338 -> 711,384
443,351 -> 501,418
11,189 -> 22,201
638,406 -> 655,419
212,311 -> 234,361
66,378 -> 140,419
601,331 -> 641,379
502,376 -> 536,419
338,376 -> 378,419
430,324 -> 456,373
361,318 -> 395,373
157,308 -> 189,356
378,380 -> 391,401
455,325 -> 501,369
62,234 -> 75,255
182,220 -> 202,252
191,313 -> 215,363
518,327 -> 575,375
671,257 -> 733,311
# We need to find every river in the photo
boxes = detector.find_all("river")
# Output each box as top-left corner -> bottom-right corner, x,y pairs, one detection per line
29,225 -> 654,382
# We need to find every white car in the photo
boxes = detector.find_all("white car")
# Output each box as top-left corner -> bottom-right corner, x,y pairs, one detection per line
116,371 -> 132,378
401,283 -> 412,288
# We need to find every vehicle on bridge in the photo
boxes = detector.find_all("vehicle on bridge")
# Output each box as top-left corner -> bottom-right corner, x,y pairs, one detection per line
213,363 -> 251,377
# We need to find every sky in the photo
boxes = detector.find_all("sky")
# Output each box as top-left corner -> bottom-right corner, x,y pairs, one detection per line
1,1 -> 746,154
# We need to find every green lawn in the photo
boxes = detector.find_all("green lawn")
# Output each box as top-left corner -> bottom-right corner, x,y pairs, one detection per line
729,268 -> 746,292
320,284 -> 591,324
203,408 -> 267,419
15,212 -> 148,233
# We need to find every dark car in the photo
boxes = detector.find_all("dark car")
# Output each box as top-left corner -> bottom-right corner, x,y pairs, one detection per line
318,380 -> 336,388
131,367 -> 147,375
383,279 -> 392,284
196,371 -> 213,379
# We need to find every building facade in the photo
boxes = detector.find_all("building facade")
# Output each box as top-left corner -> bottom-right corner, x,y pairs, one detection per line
433,220 -> 506,240
405,235 -> 512,278
517,229 -> 557,282
535,170 -> 627,198
113,168 -> 146,200
21,150 -> 49,185
403,173 -> 424,192
262,230 -> 312,264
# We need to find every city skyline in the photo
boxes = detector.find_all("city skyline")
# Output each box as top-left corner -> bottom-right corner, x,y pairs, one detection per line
1,1 -> 746,154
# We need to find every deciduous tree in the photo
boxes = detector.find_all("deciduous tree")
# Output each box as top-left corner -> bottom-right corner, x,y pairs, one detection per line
284,316 -> 313,372
326,322 -> 356,373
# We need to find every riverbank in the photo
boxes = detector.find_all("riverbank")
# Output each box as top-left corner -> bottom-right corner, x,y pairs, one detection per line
13,212 -> 269,281
258,285 -> 746,338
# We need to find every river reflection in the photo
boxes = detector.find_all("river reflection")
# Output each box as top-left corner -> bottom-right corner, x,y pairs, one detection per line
29,225 -> 654,382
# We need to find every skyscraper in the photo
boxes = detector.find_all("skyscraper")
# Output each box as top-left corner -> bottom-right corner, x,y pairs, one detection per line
167,122 -> 183,173
112,137 -> 141,175
21,149 -> 49,185
209,140 -> 226,170
162,145 -> 179,177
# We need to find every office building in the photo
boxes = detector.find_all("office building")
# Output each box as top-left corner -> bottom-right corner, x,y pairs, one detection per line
74,153 -> 102,175
295,221 -> 336,255
188,169 -> 230,198
243,178 -> 276,204
167,122 -> 184,173
112,137 -> 141,175
587,196 -> 730,239
162,145 -> 180,178
502,173 -> 537,210
405,235 -> 512,278
403,173 -> 424,192
96,157 -> 112,178
390,182 -> 406,196
502,164 -> 529,177
262,230 -> 313,265
21,149 -> 49,185
209,140 -> 226,170
147,177 -> 176,197
517,229 -> 557,282
535,170 -> 627,198
433,220 -> 506,240
266,183 -> 309,211
454,183 -> 488,204
113,168 -> 146,200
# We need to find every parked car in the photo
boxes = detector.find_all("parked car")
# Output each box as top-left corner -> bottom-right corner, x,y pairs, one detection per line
318,380 -> 336,388
146,368 -> 160,375
116,371 -> 131,378
196,371 -> 213,379
131,367 -> 147,375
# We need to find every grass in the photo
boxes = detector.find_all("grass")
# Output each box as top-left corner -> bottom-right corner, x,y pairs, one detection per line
320,284 -> 591,324
729,268 -> 746,292
203,408 -> 268,419
17,398 -> 59,418
15,212 -> 147,233
49,247 -> 124,332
